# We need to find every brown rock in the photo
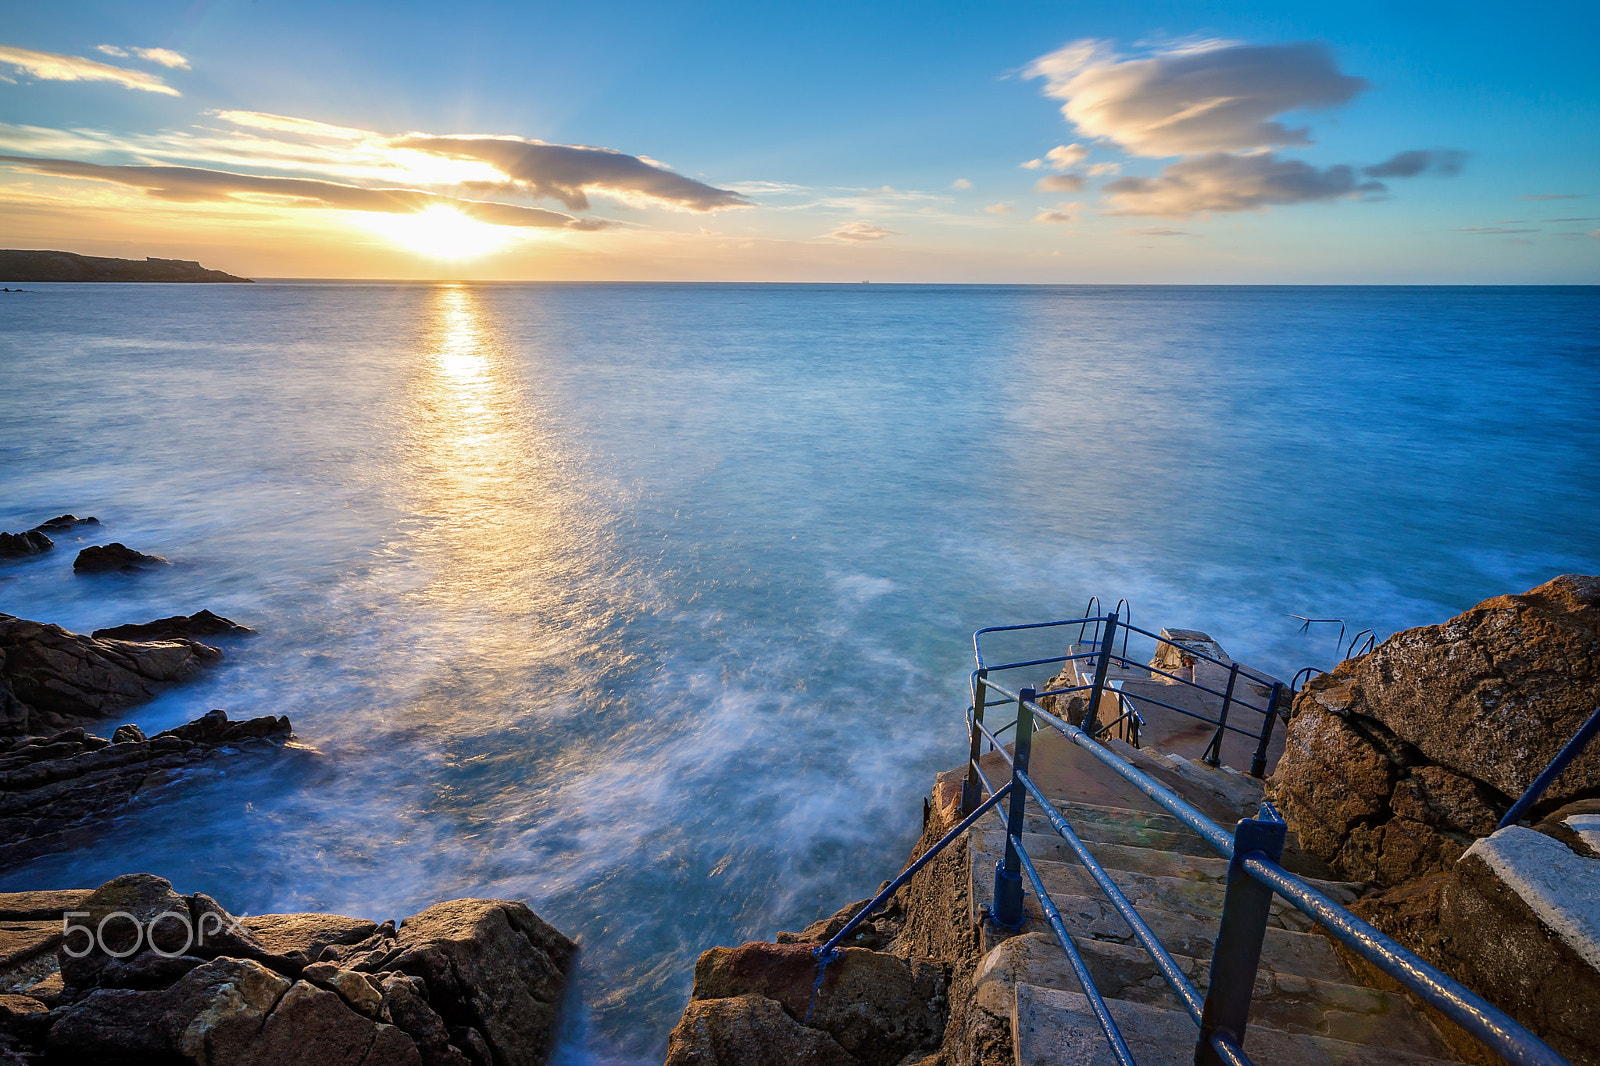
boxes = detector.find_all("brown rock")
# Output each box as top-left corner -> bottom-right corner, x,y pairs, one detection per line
1269,701 -> 1396,867
380,973 -> 471,1066
665,994 -> 859,1066
0,614 -> 221,736
381,900 -> 576,1066
242,914 -> 379,964
94,610 -> 254,642
690,942 -> 945,1066
73,543 -> 167,573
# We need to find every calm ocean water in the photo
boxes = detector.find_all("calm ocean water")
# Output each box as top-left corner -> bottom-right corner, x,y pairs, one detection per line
1,282 -> 1597,1061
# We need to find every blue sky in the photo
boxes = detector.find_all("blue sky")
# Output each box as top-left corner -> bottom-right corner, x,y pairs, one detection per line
1,0 -> 1596,280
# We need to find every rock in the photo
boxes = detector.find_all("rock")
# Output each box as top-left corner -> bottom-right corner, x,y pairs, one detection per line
1435,827 -> 1600,1066
379,899 -> 577,1066
690,942 -> 945,1066
1270,574 -> 1600,884
241,914 -> 379,964
30,515 -> 98,534
110,724 -> 145,744
94,610 -> 254,642
302,963 -> 383,1018
380,973 -> 471,1066
72,543 -> 167,573
0,614 -> 221,736
665,994 -> 859,1066
0,713 -> 292,855
0,532 -> 50,560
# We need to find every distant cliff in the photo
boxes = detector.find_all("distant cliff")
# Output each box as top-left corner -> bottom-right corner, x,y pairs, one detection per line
0,249 -> 252,283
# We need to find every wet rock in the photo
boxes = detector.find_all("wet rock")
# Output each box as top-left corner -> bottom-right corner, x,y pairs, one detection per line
0,614 -> 221,736
73,542 -> 168,573
0,712 -> 292,855
381,973 -> 471,1066
379,899 -> 577,1066
30,515 -> 98,534
690,941 -> 945,1066
1270,574 -> 1600,885
94,610 -> 254,642
0,532 -> 50,560
241,914 -> 379,964
110,724 -> 145,744
665,993 -> 859,1066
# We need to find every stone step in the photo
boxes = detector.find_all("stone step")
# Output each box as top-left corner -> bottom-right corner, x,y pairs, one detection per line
978,827 -> 1231,881
1011,893 -> 1353,982
1105,738 -> 1267,816
1020,808 -> 1221,859
970,836 -> 1333,934
978,934 -> 1444,1057
1014,984 -> 1461,1066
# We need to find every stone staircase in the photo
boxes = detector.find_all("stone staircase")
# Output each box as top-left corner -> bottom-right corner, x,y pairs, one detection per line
965,753 -> 1464,1065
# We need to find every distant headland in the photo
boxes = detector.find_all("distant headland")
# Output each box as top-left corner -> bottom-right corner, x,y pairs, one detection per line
0,249 -> 252,283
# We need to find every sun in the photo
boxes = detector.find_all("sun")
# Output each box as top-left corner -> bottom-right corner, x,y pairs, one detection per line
358,205 -> 515,259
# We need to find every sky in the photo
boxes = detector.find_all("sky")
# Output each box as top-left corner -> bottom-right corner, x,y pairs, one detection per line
1,0 -> 1597,282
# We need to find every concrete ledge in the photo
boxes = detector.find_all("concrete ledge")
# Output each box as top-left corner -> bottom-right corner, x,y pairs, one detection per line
1463,825 -> 1600,971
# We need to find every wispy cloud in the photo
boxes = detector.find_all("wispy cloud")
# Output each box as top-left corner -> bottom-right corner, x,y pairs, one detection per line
0,154 -> 602,229
984,202 -> 1013,214
826,220 -> 898,241
1120,226 -> 1197,237
1033,201 -> 1080,224
392,135 -> 748,212
951,177 -> 972,190
1036,173 -> 1085,193
1456,226 -> 1538,235
0,44 -> 181,95
1518,193 -> 1584,200
1101,152 -> 1382,217
212,110 -> 368,141
1021,144 -> 1088,170
98,45 -> 190,69
1024,39 -> 1367,157
1363,149 -> 1467,178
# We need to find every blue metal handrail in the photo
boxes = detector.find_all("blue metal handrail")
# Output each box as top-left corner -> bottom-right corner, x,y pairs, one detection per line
1497,704 -> 1600,830
963,611 -> 1570,1066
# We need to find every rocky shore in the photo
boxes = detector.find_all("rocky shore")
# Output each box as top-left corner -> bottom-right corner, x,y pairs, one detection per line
663,574 -> 1600,1066
1,514 -> 581,1064
0,874 -> 575,1065
0,250 -> 251,283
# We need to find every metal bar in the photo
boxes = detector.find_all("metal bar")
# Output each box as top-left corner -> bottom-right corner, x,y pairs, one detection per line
1010,834 -> 1140,1066
1208,1031 -> 1253,1066
1248,683 -> 1283,779
817,783 -> 1013,958
992,688 -> 1035,928
975,652 -> 1099,673
1013,768 -> 1205,1021
1498,704 -> 1600,829
1203,663 -> 1241,766
1112,623 -> 1278,687
1241,855 -> 1568,1066
973,616 -> 1104,668
1115,690 -> 1266,741
1083,610 -> 1119,735
1196,808 -> 1287,1065
1027,698 -> 1236,857
963,669 -> 989,815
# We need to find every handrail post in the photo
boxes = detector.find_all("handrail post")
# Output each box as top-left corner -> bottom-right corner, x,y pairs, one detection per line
1083,611 -> 1118,736
992,687 -> 1034,929
1203,663 -> 1240,767
963,668 -> 990,815
1248,682 -> 1283,779
1196,806 -> 1287,1066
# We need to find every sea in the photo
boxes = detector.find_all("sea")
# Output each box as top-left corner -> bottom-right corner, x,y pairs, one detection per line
1,282 -> 1597,1062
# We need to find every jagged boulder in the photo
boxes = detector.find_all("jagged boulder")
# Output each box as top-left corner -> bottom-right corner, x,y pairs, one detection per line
73,543 -> 167,573
94,610 -> 254,642
0,532 -> 50,559
684,941 -> 945,1066
666,994 -> 858,1065
1270,574 -> 1600,885
0,614 -> 221,736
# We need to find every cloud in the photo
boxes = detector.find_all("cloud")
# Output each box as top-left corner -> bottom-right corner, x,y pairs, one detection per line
1101,152 -> 1383,216
0,153 -> 601,229
1363,149 -> 1467,178
102,45 -> 189,69
1021,143 -> 1089,172
1024,39 -> 1367,157
1588,230 -> 1600,241
1086,162 -> 1120,176
1036,173 -> 1085,193
0,44 -> 180,95
211,110 -> 371,141
1519,193 -> 1584,201
392,135 -> 748,212
1456,226 -> 1538,235
1033,201 -> 1080,224
951,177 -> 972,189
1120,226 -> 1197,237
984,202 -> 1013,214
826,221 -> 898,241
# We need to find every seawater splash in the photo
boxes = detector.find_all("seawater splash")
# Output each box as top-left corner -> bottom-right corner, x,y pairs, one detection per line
1,282 -> 1597,1063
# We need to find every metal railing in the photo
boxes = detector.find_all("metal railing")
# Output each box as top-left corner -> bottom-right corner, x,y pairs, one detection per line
1497,705 -> 1600,830
814,610 -> 1572,1066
